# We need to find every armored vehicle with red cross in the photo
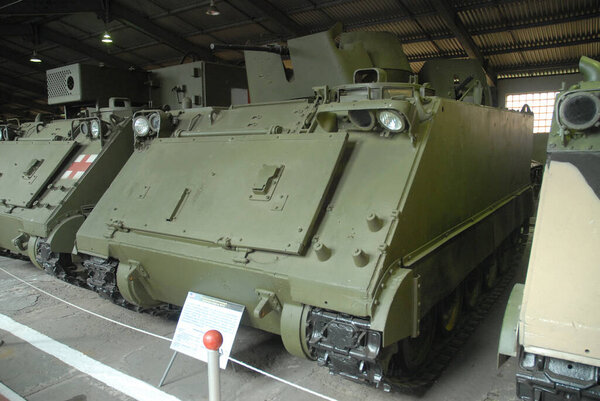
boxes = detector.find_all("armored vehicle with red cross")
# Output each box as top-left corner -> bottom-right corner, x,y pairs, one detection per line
0,63 -> 145,281
0,61 -> 246,284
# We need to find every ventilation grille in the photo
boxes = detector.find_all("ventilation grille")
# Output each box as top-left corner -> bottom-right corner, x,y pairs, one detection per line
47,69 -> 72,99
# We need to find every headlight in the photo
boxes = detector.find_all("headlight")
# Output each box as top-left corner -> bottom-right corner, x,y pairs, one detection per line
558,92 -> 600,131
90,120 -> 100,138
80,122 -> 89,136
377,110 -> 406,132
149,113 -> 160,132
133,116 -> 151,136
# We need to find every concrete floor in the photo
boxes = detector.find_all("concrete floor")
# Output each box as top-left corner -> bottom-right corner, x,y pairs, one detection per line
0,236 -> 531,401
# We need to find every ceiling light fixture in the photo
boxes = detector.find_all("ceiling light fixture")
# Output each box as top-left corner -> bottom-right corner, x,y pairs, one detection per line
206,0 -> 220,16
29,50 -> 42,63
102,31 -> 113,44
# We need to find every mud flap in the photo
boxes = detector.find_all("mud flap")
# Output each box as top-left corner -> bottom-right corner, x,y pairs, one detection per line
498,283 -> 524,367
370,267 -> 418,347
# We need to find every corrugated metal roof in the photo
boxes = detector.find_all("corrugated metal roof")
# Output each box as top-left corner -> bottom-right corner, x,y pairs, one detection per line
0,0 -> 598,117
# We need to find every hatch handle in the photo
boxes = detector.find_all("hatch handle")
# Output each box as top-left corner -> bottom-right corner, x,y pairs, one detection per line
166,188 -> 191,222
252,164 -> 281,195
22,158 -> 44,178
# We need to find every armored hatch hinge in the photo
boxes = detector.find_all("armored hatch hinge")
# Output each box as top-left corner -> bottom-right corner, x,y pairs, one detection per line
217,237 -> 253,263
312,85 -> 330,104
216,236 -> 233,249
253,289 -> 282,319
31,200 -> 55,210
104,220 -> 129,239
232,247 -> 253,264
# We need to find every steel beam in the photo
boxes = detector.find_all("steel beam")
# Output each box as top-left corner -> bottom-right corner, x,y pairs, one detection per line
0,0 -> 101,15
39,27 -> 136,70
0,92 -> 55,113
483,37 -> 600,56
349,8 -> 600,45
496,62 -> 581,78
0,24 -> 32,35
394,0 -> 444,55
429,0 -> 495,84
408,35 -> 599,63
109,2 -> 213,60
471,10 -> 600,36
0,109 -> 26,119
0,74 -> 45,95
236,0 -> 306,37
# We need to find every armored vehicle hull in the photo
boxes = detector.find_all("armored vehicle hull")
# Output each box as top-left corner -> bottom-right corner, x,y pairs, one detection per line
77,79 -> 533,388
0,105 -> 135,280
0,59 -> 248,284
499,56 -> 600,400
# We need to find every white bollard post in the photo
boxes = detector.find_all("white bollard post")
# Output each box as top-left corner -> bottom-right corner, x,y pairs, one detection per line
203,329 -> 223,401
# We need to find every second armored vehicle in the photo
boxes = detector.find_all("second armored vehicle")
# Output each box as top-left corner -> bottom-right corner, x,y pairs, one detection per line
499,56 -> 600,400
0,62 -> 144,280
0,61 -> 246,285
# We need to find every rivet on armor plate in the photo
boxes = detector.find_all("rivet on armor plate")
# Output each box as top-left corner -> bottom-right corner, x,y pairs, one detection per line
353,248 -> 369,267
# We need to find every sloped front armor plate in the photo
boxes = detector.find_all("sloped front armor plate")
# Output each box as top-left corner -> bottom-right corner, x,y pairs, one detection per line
0,141 -> 77,207
106,134 -> 347,254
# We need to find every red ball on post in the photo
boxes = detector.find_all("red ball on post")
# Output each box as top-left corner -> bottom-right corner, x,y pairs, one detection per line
203,330 -> 223,351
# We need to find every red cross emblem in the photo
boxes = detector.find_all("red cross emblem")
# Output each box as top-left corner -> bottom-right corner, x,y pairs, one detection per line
61,154 -> 98,180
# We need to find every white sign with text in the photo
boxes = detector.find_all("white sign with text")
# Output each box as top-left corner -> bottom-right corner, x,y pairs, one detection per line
171,292 -> 244,369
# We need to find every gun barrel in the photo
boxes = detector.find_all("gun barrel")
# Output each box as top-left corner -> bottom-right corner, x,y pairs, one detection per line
209,43 -> 289,56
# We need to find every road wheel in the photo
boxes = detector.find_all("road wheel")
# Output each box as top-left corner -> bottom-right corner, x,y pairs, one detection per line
464,268 -> 482,309
394,310 -> 436,375
439,288 -> 463,335
482,257 -> 499,289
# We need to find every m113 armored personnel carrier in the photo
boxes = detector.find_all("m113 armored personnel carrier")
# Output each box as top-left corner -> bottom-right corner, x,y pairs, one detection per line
0,64 -> 145,281
0,61 -> 246,284
75,25 -> 534,389
499,56 -> 600,400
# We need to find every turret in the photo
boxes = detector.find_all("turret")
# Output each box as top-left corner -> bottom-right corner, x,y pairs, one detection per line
238,24 -> 412,103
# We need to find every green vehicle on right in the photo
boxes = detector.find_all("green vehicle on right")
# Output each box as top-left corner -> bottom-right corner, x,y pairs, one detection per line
499,56 -> 600,400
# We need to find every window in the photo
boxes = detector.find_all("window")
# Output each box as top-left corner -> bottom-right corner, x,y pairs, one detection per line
505,91 -> 559,133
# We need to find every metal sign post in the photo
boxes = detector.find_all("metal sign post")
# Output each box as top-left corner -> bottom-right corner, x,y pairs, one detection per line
203,330 -> 223,401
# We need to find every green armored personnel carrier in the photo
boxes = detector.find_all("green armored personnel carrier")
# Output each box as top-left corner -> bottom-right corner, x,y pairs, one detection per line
76,25 -> 533,389
0,63 -> 145,280
499,56 -> 600,400
0,61 -> 246,284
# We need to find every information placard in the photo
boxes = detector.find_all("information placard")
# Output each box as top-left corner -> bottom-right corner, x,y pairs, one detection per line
170,292 -> 244,369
